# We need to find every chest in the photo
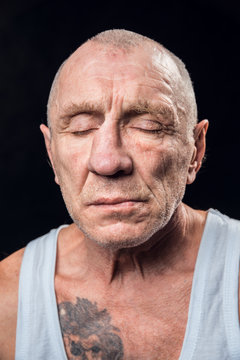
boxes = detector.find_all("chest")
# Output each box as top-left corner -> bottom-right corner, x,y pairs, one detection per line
56,279 -> 192,360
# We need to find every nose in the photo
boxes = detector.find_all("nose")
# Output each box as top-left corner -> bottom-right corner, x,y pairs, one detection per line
88,124 -> 133,176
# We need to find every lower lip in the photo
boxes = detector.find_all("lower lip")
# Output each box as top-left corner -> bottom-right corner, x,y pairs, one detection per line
91,201 -> 141,209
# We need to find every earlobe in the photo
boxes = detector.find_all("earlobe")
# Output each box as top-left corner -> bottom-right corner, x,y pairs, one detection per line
40,124 -> 60,185
187,119 -> 209,185
187,148 -> 198,184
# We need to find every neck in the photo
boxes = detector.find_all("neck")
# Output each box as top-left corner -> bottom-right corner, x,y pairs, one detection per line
57,203 -> 207,286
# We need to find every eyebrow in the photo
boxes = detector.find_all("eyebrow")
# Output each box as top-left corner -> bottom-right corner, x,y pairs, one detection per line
60,102 -> 105,118
126,100 -> 174,121
59,99 -> 174,126
59,101 -> 105,127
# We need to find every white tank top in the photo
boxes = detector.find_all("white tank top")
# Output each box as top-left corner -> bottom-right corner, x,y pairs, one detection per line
15,209 -> 240,359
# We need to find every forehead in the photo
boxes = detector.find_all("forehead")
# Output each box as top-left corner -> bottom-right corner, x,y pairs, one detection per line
51,43 -> 182,117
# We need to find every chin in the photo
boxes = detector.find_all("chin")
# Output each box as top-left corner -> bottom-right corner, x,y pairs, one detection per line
66,194 -> 182,250
73,218 -> 167,250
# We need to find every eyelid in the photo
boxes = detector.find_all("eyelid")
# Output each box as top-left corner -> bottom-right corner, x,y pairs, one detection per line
61,111 -> 103,129
130,118 -> 163,129
66,112 -> 102,131
72,128 -> 98,136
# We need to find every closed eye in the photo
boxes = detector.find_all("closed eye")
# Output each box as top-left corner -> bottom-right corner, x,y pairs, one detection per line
72,128 -> 98,136
130,119 -> 163,133
133,128 -> 162,134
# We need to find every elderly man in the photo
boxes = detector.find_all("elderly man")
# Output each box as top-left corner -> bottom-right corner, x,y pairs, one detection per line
0,29 -> 240,360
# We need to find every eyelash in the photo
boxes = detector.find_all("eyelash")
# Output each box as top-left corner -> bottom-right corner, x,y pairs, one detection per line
72,128 -> 162,136
71,122 -> 164,136
135,128 -> 162,134
72,129 -> 96,135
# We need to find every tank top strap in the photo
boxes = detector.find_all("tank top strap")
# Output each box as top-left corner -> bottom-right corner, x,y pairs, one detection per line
223,215 -> 240,358
180,209 -> 240,360
15,226 -> 68,360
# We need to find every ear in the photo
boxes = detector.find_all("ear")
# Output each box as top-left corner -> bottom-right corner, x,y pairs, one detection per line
187,119 -> 209,185
40,124 -> 59,185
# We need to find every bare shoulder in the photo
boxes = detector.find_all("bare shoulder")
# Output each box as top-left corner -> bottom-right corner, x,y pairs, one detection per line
0,247 -> 25,275
0,248 -> 25,359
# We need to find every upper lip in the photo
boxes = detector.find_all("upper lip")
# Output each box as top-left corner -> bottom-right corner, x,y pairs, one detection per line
89,198 -> 144,205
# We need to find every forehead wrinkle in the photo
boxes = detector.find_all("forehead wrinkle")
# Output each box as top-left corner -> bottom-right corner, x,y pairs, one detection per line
150,47 -> 189,118
53,49 -> 181,128
81,60 -> 147,80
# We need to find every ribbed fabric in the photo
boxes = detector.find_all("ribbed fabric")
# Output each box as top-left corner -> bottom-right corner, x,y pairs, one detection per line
179,209 -> 240,359
15,226 -> 68,360
15,209 -> 240,360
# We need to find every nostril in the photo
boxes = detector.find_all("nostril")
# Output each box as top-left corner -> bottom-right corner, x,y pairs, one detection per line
104,169 -> 130,179
88,150 -> 133,176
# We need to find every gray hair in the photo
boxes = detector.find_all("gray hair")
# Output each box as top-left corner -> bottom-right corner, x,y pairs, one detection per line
47,29 -> 197,131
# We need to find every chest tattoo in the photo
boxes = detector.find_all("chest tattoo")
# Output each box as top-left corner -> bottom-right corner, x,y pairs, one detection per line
58,297 -> 124,360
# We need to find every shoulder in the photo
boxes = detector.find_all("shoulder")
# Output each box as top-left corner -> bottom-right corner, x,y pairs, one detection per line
0,247 -> 25,274
0,248 -> 25,359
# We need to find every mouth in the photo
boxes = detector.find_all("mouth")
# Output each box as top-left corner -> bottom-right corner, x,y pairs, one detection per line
88,198 -> 146,209
90,197 -> 144,204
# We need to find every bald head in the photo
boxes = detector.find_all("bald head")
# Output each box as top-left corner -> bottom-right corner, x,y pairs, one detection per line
47,29 -> 197,134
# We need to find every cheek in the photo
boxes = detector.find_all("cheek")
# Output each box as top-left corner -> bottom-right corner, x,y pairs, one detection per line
132,139 -> 173,173
52,140 -> 90,189
132,139 -> 190,186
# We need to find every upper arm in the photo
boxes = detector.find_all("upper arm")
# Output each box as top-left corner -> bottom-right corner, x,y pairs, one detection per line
0,248 -> 25,360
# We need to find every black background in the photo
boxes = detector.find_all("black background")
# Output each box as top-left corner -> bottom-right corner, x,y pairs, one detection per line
1,0 -> 240,257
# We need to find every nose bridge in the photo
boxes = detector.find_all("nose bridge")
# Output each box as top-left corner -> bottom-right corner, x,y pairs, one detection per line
88,117 -> 133,176
95,118 -> 120,150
